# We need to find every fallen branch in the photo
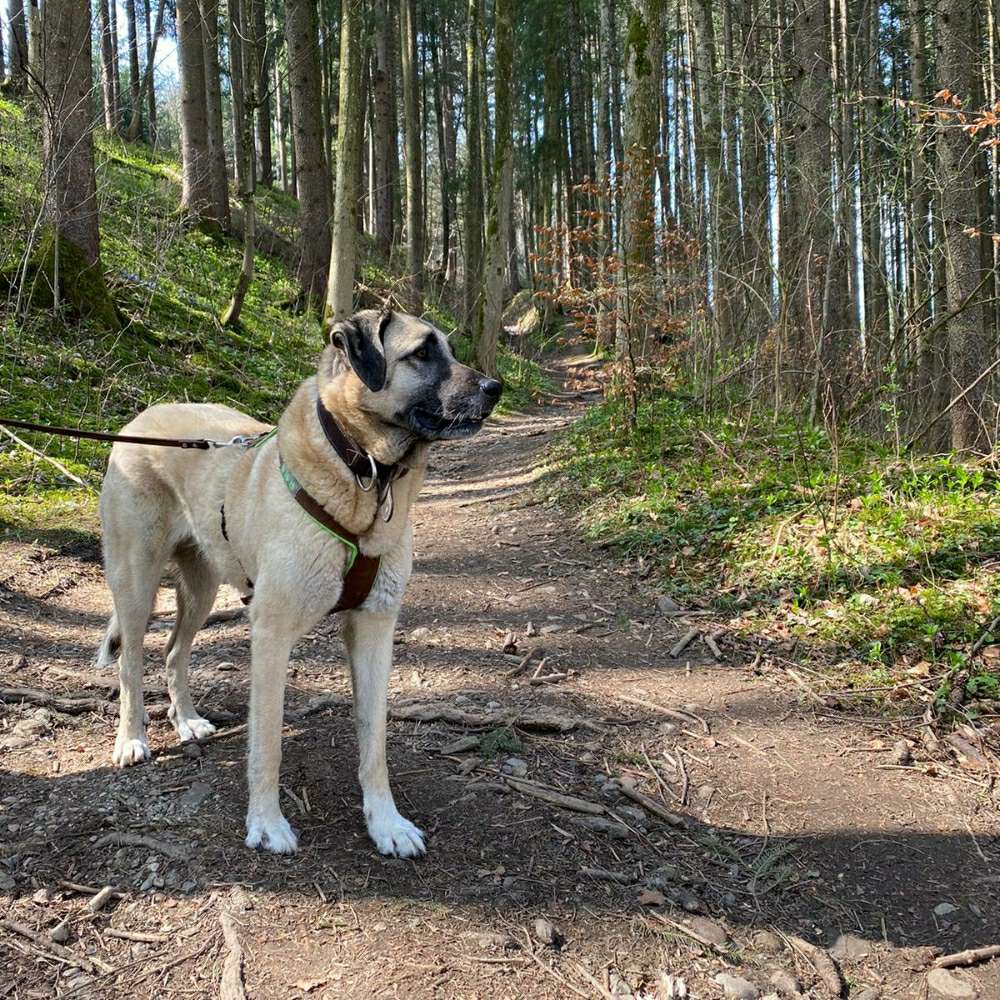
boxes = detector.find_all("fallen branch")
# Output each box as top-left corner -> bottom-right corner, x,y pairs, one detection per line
505,777 -> 604,815
1,917 -> 111,975
88,886 -> 116,913
219,911 -> 248,1000
93,832 -> 187,860
783,668 -> 830,709
669,628 -> 700,659
0,686 -> 110,715
934,944 -> 1000,969
0,424 -> 94,491
616,776 -> 688,829
614,692 -> 710,733
59,881 -> 125,898
505,648 -> 540,679
787,934 -> 843,998
104,928 -> 169,944
579,867 -> 634,885
647,911 -> 728,955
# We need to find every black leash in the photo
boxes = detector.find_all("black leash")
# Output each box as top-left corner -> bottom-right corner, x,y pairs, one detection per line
0,416 -> 266,451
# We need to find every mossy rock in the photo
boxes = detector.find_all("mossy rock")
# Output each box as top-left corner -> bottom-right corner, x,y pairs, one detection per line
19,228 -> 122,331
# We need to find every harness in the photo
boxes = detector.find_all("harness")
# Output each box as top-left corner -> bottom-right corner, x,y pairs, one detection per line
221,399 -> 407,614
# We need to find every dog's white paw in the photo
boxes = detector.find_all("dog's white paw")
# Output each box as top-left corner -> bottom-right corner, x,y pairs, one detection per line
173,715 -> 216,742
367,808 -> 426,858
245,812 -> 298,854
112,734 -> 150,768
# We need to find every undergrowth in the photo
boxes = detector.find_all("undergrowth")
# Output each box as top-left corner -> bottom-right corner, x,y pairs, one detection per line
547,390 -> 1000,717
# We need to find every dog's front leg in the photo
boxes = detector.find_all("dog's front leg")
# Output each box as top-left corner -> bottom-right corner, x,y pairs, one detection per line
343,610 -> 426,858
244,621 -> 298,854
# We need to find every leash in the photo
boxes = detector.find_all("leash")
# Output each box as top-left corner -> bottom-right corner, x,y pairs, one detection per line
0,416 -> 268,451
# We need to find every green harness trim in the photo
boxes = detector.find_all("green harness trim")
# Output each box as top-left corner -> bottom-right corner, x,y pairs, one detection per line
279,460 -> 360,573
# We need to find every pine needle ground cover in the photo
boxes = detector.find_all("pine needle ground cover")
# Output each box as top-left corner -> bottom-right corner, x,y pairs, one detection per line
547,392 -> 1000,718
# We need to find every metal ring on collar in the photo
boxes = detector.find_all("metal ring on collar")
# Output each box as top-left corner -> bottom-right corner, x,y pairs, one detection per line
355,452 -> 379,491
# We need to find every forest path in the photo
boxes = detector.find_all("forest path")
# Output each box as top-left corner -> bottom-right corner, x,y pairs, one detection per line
1,354 -> 998,999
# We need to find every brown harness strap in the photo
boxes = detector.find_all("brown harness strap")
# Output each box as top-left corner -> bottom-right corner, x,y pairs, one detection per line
284,478 -> 382,613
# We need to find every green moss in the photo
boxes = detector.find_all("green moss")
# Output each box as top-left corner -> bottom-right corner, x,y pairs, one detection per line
26,228 -> 122,330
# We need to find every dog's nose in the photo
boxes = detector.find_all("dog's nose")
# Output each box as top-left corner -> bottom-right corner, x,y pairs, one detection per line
479,378 -> 502,400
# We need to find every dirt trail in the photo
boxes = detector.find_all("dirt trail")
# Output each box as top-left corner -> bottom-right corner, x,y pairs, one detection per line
1,355 -> 998,999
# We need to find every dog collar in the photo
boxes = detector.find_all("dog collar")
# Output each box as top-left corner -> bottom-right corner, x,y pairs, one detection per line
315,396 -> 405,493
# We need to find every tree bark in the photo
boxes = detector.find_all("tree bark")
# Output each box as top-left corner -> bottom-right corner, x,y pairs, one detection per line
325,0 -> 364,324
222,0 -> 256,327
200,0 -> 231,228
176,0 -> 217,226
464,0 -> 484,335
286,0 -> 331,310
480,0 -> 513,376
127,0 -> 165,142
97,0 -> 117,129
400,0 -> 424,312
253,0 -> 274,187
8,0 -> 27,91
936,0 -> 991,451
38,0 -> 119,328
372,0 -> 395,259
126,0 -> 142,134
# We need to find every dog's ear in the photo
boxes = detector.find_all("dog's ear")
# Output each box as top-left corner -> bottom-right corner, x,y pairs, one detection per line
329,316 -> 386,392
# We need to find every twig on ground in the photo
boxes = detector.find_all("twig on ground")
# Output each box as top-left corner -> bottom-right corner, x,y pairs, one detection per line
782,667 -> 830,708
614,692 -> 710,733
1,918 -> 111,975
505,648 -> 540,678
93,832 -> 187,860
505,776 -> 604,814
934,944 -> 1000,968
969,615 -> 1000,658
58,881 -> 125,899
103,928 -> 169,944
520,931 -> 592,1000
529,671 -> 568,686
703,633 -> 724,661
670,629 -> 700,659
616,776 -> 687,828
0,686 -> 110,715
647,911 -> 728,955
219,911 -> 248,1000
786,934 -> 843,998
87,886 -> 115,913
579,867 -> 633,885
0,424 -> 95,490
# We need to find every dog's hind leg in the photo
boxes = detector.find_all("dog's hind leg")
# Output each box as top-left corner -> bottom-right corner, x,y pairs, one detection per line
96,611 -> 121,668
343,610 -> 425,858
105,534 -> 167,767
165,543 -> 220,743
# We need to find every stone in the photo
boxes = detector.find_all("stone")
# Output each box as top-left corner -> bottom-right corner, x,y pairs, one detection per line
501,757 -> 528,778
657,974 -> 687,999
751,930 -> 785,955
829,932 -> 872,961
685,916 -> 728,947
532,917 -> 562,948
852,990 -> 880,1000
657,595 -> 682,614
768,969 -> 802,998
609,970 -> 633,996
933,902 -> 959,917
714,973 -> 759,1000
926,968 -> 977,999
178,781 -> 212,810
49,919 -> 71,944
409,627 -> 431,642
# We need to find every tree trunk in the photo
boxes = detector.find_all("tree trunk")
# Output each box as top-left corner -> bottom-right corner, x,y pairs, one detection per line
480,0 -> 513,377
594,0 -> 615,349
464,0 -> 485,336
110,0 -> 122,125
617,0 -> 663,371
97,0 -> 117,129
126,0 -> 142,134
325,0 -> 364,324
253,0 -> 274,187
144,0 -> 158,143
936,0 -> 991,451
222,0 -> 256,327
400,0 -> 424,312
176,0 -> 217,227
372,0 -> 395,259
200,0 -> 231,229
127,0 -> 165,142
38,0 -> 119,328
9,0 -> 27,90
286,0 -> 331,310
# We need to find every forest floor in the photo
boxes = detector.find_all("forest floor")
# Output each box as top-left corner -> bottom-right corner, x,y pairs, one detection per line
1,353 -> 999,1000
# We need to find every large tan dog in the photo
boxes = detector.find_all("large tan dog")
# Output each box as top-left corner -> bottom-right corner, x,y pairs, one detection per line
96,309 -> 501,857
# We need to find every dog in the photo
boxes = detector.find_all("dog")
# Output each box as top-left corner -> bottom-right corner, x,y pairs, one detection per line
96,309 -> 502,857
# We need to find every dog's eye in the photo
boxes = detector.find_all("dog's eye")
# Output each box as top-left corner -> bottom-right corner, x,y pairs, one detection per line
411,345 -> 428,362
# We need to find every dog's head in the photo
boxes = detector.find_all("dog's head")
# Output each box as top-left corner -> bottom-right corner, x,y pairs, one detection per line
320,309 -> 503,450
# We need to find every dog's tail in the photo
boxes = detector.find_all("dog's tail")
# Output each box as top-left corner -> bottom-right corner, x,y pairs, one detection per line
95,612 -> 121,668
